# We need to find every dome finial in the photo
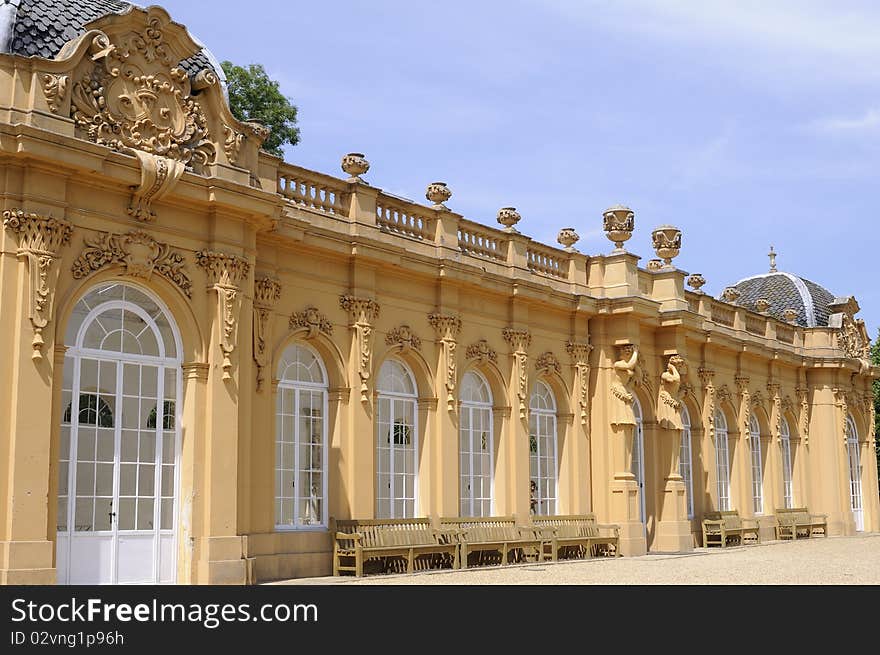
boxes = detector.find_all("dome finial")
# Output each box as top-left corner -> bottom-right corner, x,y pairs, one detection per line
768,245 -> 777,273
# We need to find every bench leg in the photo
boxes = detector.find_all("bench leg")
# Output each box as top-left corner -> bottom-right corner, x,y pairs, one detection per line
407,549 -> 414,574
460,545 -> 469,569
333,548 -> 339,576
501,545 -> 508,566
356,549 -> 363,578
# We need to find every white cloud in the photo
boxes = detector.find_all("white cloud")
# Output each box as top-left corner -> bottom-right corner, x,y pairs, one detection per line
806,108 -> 880,133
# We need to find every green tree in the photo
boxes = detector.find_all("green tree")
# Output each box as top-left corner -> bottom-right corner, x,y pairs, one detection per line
221,61 -> 300,158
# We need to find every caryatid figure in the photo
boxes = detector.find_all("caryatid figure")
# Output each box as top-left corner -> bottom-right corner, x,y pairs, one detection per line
610,344 -> 639,426
657,355 -> 685,431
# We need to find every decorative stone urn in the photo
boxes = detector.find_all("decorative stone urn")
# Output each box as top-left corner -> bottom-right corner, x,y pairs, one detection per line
426,182 -> 452,210
557,227 -> 579,252
756,298 -> 771,313
603,205 -> 634,252
687,273 -> 706,293
721,287 -> 741,303
783,308 -> 799,323
341,152 -> 370,183
497,207 -> 521,232
646,259 -> 663,271
651,224 -> 682,268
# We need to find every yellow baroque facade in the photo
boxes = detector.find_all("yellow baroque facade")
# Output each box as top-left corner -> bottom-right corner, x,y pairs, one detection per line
0,3 -> 877,585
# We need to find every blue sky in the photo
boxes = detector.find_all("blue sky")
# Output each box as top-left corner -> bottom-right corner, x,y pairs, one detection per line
160,0 -> 878,339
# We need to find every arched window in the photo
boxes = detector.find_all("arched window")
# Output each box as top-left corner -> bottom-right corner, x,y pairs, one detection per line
680,406 -> 694,519
780,417 -> 794,509
632,397 -> 646,523
714,410 -> 731,511
377,359 -> 418,519
748,414 -> 764,515
459,371 -> 494,517
529,381 -> 558,515
59,282 -> 181,584
846,415 -> 863,532
275,343 -> 328,529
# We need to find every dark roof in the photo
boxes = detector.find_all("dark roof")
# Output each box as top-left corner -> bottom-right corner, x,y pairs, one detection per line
722,272 -> 837,328
6,0 -> 220,80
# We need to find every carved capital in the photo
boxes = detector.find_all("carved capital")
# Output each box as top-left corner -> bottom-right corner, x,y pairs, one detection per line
254,276 -> 282,309
735,375 -> 750,393
196,250 -> 250,289
502,327 -> 531,352
339,295 -> 380,324
4,210 -> 74,361
3,209 -> 73,255
698,367 -> 715,389
72,230 -> 193,298
565,341 -> 593,364
428,313 -> 461,340
466,340 -> 497,364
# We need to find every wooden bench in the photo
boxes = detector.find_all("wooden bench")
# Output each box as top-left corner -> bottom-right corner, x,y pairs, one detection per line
775,507 -> 828,540
332,518 -> 459,577
438,516 -> 544,568
531,514 -> 622,560
701,510 -> 760,548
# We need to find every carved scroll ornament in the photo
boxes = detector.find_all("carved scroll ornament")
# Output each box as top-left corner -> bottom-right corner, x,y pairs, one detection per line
340,295 -> 380,403
253,277 -> 281,392
428,314 -> 462,413
196,251 -> 250,380
290,306 -> 333,339
566,341 -> 593,427
503,328 -> 531,420
3,210 -> 74,360
71,229 -> 192,298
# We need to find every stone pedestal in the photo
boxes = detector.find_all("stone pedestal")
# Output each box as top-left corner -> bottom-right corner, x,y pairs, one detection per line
611,475 -> 646,556
654,476 -> 693,552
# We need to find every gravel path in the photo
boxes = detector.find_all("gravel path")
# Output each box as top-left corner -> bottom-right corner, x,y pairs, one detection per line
269,533 -> 880,585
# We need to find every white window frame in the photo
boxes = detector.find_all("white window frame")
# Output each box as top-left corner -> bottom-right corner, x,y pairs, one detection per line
459,371 -> 494,517
680,406 -> 694,519
58,282 -> 182,585
529,381 -> 558,516
780,417 -> 794,510
714,410 -> 731,512
274,343 -> 329,531
846,415 -> 864,532
376,359 -> 419,519
748,414 -> 764,515
632,397 -> 646,524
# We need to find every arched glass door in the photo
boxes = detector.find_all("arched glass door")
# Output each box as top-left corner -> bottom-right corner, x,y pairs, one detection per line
632,397 -> 646,523
846,415 -> 863,532
58,283 -> 181,584
459,371 -> 494,517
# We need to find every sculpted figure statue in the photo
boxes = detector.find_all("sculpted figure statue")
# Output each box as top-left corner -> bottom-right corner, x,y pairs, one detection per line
610,344 -> 639,426
657,355 -> 684,430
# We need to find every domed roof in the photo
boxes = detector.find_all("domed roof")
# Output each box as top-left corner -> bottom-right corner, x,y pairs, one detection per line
722,271 -> 836,328
0,0 -> 225,84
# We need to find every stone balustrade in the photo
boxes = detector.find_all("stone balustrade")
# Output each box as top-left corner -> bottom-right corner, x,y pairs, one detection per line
277,163 -> 347,215
458,219 -> 508,262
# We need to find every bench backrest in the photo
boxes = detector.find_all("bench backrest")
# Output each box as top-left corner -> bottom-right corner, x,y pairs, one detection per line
775,508 -> 811,526
335,518 -> 436,547
438,516 -> 521,542
704,510 -> 743,530
532,514 -> 598,538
